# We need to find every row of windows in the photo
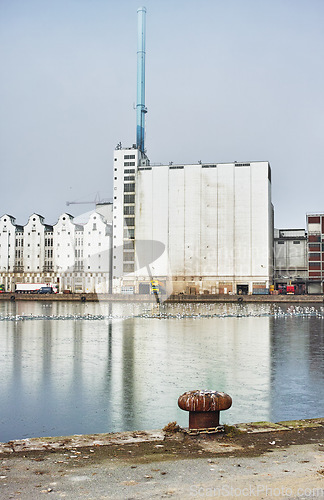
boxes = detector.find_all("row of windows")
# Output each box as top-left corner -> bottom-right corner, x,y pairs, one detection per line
124,162 -> 135,167
124,154 -> 135,160
309,262 -> 323,269
277,241 -> 301,245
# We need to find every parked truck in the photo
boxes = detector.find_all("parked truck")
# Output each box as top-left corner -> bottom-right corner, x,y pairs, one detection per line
15,283 -> 58,294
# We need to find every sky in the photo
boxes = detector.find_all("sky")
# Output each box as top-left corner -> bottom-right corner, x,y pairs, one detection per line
1,0 -> 323,228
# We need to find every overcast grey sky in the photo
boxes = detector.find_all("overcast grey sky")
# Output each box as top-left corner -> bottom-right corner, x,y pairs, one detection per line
1,0 -> 323,228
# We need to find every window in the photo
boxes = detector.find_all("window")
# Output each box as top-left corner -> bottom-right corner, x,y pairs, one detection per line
308,216 -> 320,223
124,194 -> 135,203
123,251 -> 134,261
124,169 -> 135,174
309,244 -> 321,251
124,228 -> 135,239
309,235 -> 321,242
123,263 -> 134,272
124,154 -> 135,160
124,206 -> 135,215
277,241 -> 285,245
124,240 -> 134,249
309,262 -> 321,270
309,253 -> 320,261
293,241 -> 300,244
124,183 -> 135,192
124,217 -> 135,226
124,175 -> 135,181
124,162 -> 136,167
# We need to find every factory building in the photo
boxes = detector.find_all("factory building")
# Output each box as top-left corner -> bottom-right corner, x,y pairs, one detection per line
112,8 -> 274,295
306,214 -> 324,294
112,153 -> 274,295
273,228 -> 307,294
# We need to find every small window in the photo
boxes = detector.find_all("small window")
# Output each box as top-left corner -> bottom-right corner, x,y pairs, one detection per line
124,194 -> 135,203
277,241 -> 285,245
124,217 -> 135,226
293,241 -> 300,244
124,206 -> 134,215
124,183 -> 135,193
123,263 -> 135,272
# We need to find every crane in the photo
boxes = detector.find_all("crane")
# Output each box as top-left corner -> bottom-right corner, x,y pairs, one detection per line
66,193 -> 112,206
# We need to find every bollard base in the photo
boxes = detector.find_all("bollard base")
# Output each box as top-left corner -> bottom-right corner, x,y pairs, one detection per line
189,411 -> 220,430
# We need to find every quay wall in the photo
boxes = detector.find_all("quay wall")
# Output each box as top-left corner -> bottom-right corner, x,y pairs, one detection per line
0,293 -> 324,303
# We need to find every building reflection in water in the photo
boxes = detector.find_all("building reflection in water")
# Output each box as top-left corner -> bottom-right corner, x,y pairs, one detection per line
270,315 -> 324,422
0,301 -> 323,442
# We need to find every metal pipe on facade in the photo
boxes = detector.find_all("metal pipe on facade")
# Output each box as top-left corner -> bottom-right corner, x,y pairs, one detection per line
136,6 -> 147,153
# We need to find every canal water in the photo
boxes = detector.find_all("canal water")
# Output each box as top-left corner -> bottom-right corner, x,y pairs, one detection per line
0,300 -> 323,442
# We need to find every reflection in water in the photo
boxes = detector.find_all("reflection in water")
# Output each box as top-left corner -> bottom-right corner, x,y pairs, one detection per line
0,301 -> 323,441
270,316 -> 324,422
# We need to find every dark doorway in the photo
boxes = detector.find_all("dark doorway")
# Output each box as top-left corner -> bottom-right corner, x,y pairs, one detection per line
237,284 -> 249,295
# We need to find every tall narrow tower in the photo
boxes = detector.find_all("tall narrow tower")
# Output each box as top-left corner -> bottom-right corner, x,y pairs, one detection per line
136,6 -> 147,153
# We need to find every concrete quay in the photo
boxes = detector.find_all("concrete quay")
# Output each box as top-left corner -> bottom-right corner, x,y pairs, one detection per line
0,419 -> 323,499
1,293 -> 324,303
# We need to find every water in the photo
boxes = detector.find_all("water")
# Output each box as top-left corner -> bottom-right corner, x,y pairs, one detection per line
0,300 -> 323,442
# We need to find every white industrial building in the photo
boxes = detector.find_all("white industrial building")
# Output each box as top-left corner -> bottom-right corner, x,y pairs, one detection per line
111,8 -> 274,296
274,228 -> 307,293
112,149 -> 274,295
0,207 -> 112,293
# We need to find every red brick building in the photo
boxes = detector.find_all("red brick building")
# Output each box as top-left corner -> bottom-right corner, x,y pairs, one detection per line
307,214 -> 324,294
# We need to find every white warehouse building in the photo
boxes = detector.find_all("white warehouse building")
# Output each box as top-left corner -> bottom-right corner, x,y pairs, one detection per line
0,208 -> 112,293
113,148 -> 274,295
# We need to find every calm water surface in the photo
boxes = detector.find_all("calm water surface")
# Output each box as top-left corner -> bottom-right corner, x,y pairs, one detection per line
0,300 -> 323,442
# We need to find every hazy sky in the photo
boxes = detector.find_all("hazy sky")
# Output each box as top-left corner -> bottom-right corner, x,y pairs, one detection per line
1,0 -> 323,228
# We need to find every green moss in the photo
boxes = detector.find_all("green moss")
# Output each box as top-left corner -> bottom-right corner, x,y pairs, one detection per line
223,425 -> 242,437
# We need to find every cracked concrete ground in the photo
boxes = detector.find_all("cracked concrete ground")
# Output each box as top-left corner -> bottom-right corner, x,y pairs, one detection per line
0,419 -> 323,499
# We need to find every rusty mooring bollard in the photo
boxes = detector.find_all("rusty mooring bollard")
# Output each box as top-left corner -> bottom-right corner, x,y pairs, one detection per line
178,390 -> 232,429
